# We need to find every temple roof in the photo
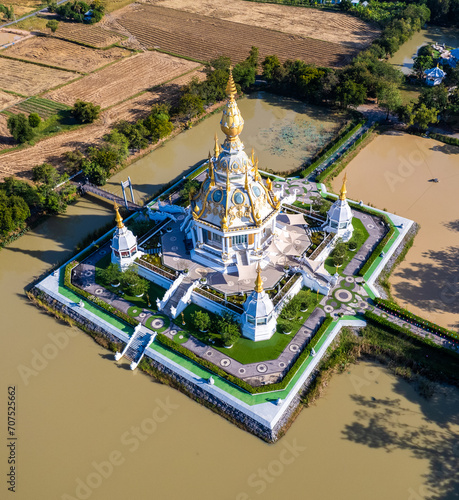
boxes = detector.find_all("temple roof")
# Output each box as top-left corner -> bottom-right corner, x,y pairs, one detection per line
111,203 -> 137,251
191,69 -> 280,231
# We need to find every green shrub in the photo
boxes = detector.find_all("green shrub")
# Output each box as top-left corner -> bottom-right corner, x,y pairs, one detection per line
71,100 -> 100,124
192,310 -> 211,332
28,113 -> 41,128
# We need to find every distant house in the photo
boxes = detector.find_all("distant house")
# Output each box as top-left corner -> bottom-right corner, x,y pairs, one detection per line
361,1 -> 369,6
440,48 -> 459,68
84,10 -> 93,21
424,66 -> 446,86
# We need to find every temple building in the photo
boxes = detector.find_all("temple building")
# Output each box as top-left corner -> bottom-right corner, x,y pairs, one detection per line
188,70 -> 282,272
424,65 -> 446,86
322,174 -> 354,242
111,203 -> 139,269
242,264 -> 277,341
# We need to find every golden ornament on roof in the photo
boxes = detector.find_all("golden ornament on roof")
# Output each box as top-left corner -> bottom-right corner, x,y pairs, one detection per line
220,67 -> 244,142
339,173 -> 347,201
254,263 -> 263,293
114,202 -> 124,229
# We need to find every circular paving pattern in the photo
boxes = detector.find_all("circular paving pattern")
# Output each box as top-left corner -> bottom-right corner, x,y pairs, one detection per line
95,288 -> 103,295
345,276 -> 354,283
262,276 -> 267,282
367,224 -> 374,229
289,344 -> 299,353
139,312 -> 146,318
239,368 -> 246,374
256,364 -> 268,373
330,301 -> 338,308
127,306 -> 142,317
279,362 -> 286,369
170,236 -> 177,241
324,305 -> 334,313
220,358 -> 231,367
206,351 -> 212,356
359,301 -> 368,309
365,244 -> 373,249
227,281 -> 234,286
150,318 -> 165,329
334,289 -> 353,302
243,279 -> 251,284
85,271 -> 93,277
146,315 -> 169,331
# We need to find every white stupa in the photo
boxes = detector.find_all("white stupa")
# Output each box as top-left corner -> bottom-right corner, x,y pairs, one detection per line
110,203 -> 139,269
242,264 -> 277,341
322,174 -> 353,242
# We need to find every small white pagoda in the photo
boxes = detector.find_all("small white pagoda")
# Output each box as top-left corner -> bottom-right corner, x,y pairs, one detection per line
111,203 -> 139,269
241,265 -> 277,341
189,69 -> 281,272
322,174 -> 353,242
424,65 -> 446,86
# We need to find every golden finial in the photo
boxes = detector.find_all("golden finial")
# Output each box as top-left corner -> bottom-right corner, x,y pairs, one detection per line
114,202 -> 124,229
222,215 -> 228,231
245,164 -> 249,191
226,163 -> 230,191
226,66 -> 237,98
254,263 -> 263,293
254,157 -> 260,181
251,147 -> 254,165
339,173 -> 347,201
209,155 -> 215,187
214,133 -> 220,158
266,177 -> 273,191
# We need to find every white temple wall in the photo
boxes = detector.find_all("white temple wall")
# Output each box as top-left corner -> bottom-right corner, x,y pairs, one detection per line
136,263 -> 174,289
191,291 -> 242,320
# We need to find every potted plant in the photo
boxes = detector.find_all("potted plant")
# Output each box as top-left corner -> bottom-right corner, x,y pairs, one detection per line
200,277 -> 207,285
183,268 -> 189,276
192,310 -> 211,333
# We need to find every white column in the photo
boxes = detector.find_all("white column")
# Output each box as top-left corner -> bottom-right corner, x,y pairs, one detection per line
198,226 -> 203,244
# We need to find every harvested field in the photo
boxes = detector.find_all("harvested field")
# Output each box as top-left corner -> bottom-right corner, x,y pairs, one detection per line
0,91 -> 23,111
107,4 -> 354,67
7,97 -> 70,119
0,0 -> 41,18
45,51 -> 200,109
2,36 -> 131,73
55,22 -> 124,48
0,67 -> 205,177
152,0 -> 380,49
0,58 -> 78,96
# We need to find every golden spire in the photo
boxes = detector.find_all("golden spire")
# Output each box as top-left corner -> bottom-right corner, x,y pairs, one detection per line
254,263 -> 263,293
251,147 -> 254,165
114,202 -> 124,229
245,163 -> 249,191
226,66 -> 237,98
339,173 -> 347,201
254,157 -> 260,181
214,133 -> 220,158
209,153 -> 215,186
266,177 -> 273,191
220,67 -> 244,142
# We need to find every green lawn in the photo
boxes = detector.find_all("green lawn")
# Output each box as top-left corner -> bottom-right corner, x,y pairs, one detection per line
94,253 -> 166,313
180,293 -> 322,365
324,217 -> 369,275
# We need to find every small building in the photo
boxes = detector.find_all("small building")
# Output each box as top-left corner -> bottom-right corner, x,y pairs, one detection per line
111,203 -> 139,269
84,10 -> 93,21
424,66 -> 446,86
241,265 -> 277,341
321,174 -> 354,242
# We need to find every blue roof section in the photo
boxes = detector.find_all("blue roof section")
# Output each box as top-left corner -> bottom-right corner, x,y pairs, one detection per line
451,48 -> 459,59
424,67 -> 446,77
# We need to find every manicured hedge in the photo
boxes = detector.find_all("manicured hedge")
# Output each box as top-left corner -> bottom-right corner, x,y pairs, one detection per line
429,133 -> 459,148
155,316 -> 333,394
374,298 -> 459,343
299,120 -> 364,179
64,261 -> 139,328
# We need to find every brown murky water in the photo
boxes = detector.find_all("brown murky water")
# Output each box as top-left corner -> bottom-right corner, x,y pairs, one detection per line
332,132 -> 459,329
105,93 -> 343,203
390,25 -> 459,75
1,103 -> 458,500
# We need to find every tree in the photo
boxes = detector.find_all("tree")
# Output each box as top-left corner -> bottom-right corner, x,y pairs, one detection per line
419,85 -> 449,113
46,19 -> 59,32
46,0 -> 57,12
331,239 -> 347,268
377,82 -> 402,119
216,314 -> 241,347
64,150 -> 85,175
340,0 -> 352,11
280,297 -> 300,321
28,113 -> 41,128
180,178 -> 200,202
99,263 -> 122,286
143,104 -> 173,141
262,55 -> 282,81
7,114 -> 35,144
32,163 -> 60,186
71,100 -> 100,123
176,93 -> 204,119
82,159 -> 107,185
121,266 -> 149,296
114,120 -> 148,150
88,144 -> 122,173
413,104 -> 438,131
413,55 -> 434,73
192,310 -> 211,332
0,192 -> 30,235
336,79 -> 367,109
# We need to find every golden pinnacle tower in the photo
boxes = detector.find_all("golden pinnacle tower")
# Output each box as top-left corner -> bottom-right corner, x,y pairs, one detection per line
254,263 -> 264,293
339,173 -> 347,201
114,202 -> 124,229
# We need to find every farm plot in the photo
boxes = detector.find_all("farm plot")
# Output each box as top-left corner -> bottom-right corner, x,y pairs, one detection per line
45,51 -> 200,109
108,5 -> 354,67
0,58 -> 78,96
7,97 -> 70,119
0,91 -> 23,112
154,0 -> 380,49
55,22 -> 124,49
2,37 -> 131,73
0,67 -> 204,177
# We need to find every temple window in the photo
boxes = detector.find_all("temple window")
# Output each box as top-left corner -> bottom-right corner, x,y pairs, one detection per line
231,234 -> 247,245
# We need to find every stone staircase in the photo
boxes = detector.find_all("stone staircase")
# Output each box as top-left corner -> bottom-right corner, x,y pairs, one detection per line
163,281 -> 190,317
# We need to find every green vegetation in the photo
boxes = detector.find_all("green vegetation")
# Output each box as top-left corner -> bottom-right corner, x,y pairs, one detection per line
46,19 -> 60,33
373,298 -> 459,343
0,4 -> 14,21
71,100 -> 101,124
56,0 -> 105,23
7,114 -> 34,144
